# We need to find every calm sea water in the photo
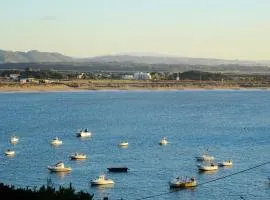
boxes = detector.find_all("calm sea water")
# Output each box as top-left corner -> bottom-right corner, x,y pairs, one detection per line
0,90 -> 269,200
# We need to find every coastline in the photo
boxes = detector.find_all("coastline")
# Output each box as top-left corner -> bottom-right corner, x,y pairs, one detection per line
0,81 -> 269,93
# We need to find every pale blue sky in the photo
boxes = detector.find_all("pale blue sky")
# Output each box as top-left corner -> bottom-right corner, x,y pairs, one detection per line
1,0 -> 270,59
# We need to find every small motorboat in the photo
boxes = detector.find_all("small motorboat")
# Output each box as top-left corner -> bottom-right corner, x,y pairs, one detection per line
48,161 -> 72,172
77,128 -> 91,137
169,177 -> 197,188
5,149 -> 15,156
91,174 -> 114,186
10,135 -> 19,144
195,154 -> 215,161
50,137 -> 62,145
218,160 -> 233,167
197,163 -> 218,171
118,141 -> 128,147
159,137 -> 168,145
107,166 -> 129,172
70,152 -> 87,160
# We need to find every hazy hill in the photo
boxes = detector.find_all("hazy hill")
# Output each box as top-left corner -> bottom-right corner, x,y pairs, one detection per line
83,54 -> 266,66
0,50 -> 269,74
0,50 -> 73,63
0,49 -> 269,67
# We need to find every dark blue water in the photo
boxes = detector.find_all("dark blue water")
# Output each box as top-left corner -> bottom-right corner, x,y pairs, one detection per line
0,90 -> 269,200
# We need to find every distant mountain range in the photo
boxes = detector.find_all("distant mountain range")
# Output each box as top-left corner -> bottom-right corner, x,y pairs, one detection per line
1,49 -> 269,66
0,50 -> 73,63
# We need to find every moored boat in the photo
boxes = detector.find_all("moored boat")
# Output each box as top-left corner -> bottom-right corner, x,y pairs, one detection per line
50,137 -> 62,145
159,137 -> 168,145
169,177 -> 197,188
91,174 -> 114,186
48,161 -> 72,172
197,163 -> 218,171
218,160 -> 233,167
5,149 -> 15,156
10,135 -> 19,144
107,166 -> 129,172
118,141 -> 128,147
77,128 -> 91,137
70,152 -> 87,160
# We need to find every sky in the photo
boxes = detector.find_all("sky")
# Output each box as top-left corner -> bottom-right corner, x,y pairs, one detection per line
1,0 -> 270,60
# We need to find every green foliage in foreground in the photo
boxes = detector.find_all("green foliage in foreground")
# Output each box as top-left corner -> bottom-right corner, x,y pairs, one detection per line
0,180 -> 94,200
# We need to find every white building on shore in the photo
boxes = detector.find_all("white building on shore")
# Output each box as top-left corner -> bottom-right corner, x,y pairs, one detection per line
134,72 -> 151,80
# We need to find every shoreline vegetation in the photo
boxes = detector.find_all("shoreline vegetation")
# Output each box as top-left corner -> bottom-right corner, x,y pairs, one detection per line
0,80 -> 270,92
0,180 -> 94,200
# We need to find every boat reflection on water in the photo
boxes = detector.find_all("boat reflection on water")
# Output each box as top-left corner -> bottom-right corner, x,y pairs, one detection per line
222,165 -> 233,169
118,145 -> 128,149
170,186 -> 196,192
91,183 -> 114,190
198,170 -> 217,175
79,137 -> 91,141
54,171 -> 71,179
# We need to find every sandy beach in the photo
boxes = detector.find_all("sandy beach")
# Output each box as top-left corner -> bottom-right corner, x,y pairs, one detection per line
0,80 -> 269,92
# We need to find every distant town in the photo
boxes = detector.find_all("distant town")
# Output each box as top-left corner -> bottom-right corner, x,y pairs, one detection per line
1,66 -> 270,90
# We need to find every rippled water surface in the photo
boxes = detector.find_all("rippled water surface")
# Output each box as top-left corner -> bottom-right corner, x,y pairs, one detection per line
0,90 -> 269,200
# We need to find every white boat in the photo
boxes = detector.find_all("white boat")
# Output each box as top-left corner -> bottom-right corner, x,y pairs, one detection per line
50,137 -> 62,145
218,160 -> 233,167
169,177 -> 197,188
77,128 -> 91,137
5,149 -> 15,156
195,154 -> 215,161
10,135 -> 19,144
159,137 -> 168,145
119,141 -> 128,147
70,152 -> 87,160
91,174 -> 114,186
197,163 -> 218,171
48,161 -> 72,172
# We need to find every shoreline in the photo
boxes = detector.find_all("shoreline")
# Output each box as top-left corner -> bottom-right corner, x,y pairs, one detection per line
0,83 -> 269,93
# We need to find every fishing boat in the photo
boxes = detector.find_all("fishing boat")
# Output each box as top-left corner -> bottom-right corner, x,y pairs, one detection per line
107,166 -> 129,172
47,161 -> 72,172
77,128 -> 91,137
197,163 -> 218,171
218,160 -> 233,167
70,152 -> 87,160
5,149 -> 15,156
90,174 -> 114,186
50,137 -> 62,145
169,177 -> 197,188
159,137 -> 168,145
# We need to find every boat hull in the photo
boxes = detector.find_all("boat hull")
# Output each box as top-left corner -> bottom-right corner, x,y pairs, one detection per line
91,180 -> 114,185
218,161 -> 233,166
169,181 -> 197,188
107,167 -> 128,172
159,141 -> 168,145
70,155 -> 87,160
77,132 -> 91,137
197,164 -> 218,171
5,151 -> 15,156
119,142 -> 128,147
48,166 -> 72,172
